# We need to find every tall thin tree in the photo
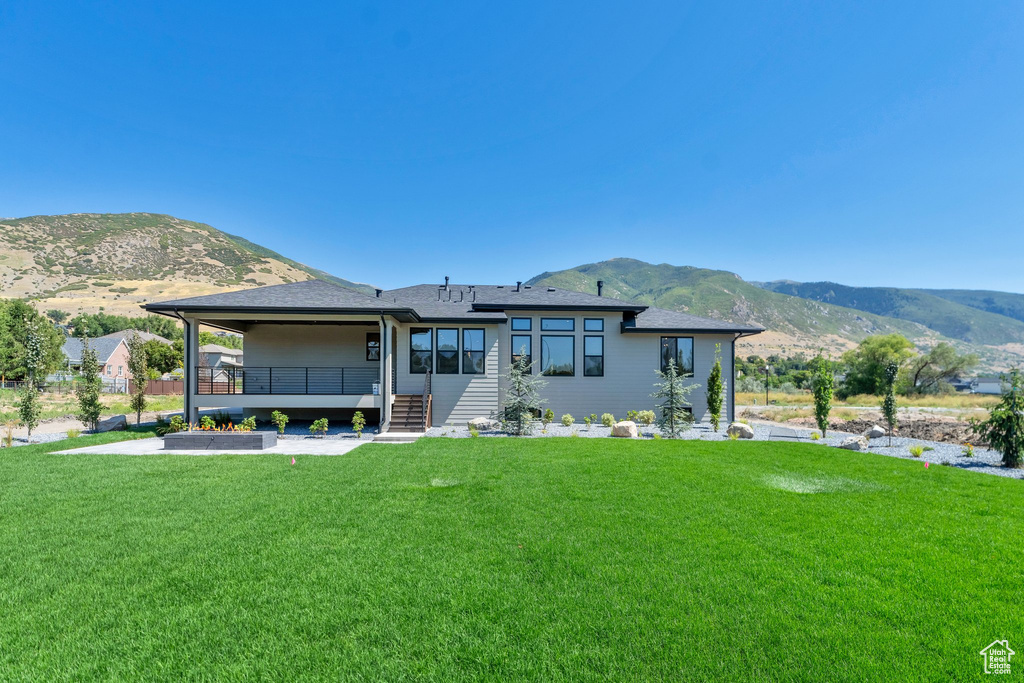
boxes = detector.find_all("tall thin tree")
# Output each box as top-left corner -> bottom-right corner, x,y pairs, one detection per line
498,346 -> 546,436
881,362 -> 899,447
76,340 -> 103,432
125,332 -> 149,425
705,343 -> 725,432
16,319 -> 45,438
812,353 -> 834,437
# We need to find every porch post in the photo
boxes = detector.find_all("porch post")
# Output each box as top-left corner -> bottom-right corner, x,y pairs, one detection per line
185,317 -> 200,424
382,317 -> 394,431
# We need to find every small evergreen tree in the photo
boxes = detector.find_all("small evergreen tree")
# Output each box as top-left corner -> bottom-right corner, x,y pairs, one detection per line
16,320 -> 45,438
811,353 -> 834,436
76,341 -> 103,431
652,359 -> 700,438
881,362 -> 899,447
125,332 -> 149,425
498,349 -> 546,436
352,410 -> 366,438
705,343 -> 725,432
971,369 -> 1024,468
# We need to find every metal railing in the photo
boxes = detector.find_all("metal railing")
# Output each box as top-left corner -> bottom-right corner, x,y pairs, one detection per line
422,369 -> 431,426
196,367 -> 379,395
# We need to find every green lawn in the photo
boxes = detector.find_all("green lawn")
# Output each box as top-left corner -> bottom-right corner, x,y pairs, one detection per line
1,437 -> 1021,680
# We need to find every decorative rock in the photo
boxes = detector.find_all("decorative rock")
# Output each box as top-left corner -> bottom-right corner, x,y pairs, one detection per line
838,436 -> 869,451
726,422 -> 755,439
864,425 -> 886,439
611,421 -> 639,438
96,414 -> 128,433
468,417 -> 500,431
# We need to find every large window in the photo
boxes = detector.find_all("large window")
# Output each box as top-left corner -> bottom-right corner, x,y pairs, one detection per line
584,336 -> 604,376
410,328 -> 432,374
584,318 -> 604,332
511,317 -> 532,331
366,332 -> 380,361
541,336 -> 575,376
463,329 -> 485,374
436,329 -> 459,374
660,337 -> 694,376
511,334 -> 532,373
541,318 -> 574,331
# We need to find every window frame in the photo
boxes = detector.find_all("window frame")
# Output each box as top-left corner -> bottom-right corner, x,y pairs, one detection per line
435,328 -> 459,374
583,318 -> 604,332
583,335 -> 604,377
660,336 -> 695,377
462,328 -> 485,375
540,335 -> 575,377
366,332 -> 381,361
409,327 -> 433,374
511,334 -> 532,374
510,317 -> 532,331
540,317 -> 575,332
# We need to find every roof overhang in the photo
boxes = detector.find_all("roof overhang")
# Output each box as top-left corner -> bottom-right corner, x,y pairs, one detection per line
620,323 -> 765,335
472,303 -> 646,313
143,304 -> 420,323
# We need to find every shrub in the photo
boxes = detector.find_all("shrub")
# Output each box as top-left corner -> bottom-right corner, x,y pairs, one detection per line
542,408 -> 554,428
652,358 -> 700,438
352,411 -> 366,437
626,410 -> 640,423
560,414 -> 573,427
706,343 -> 725,431
961,443 -> 975,458
2,420 -> 16,447
469,426 -> 480,438
66,428 -> 81,439
498,352 -> 546,436
583,416 -> 592,430
636,410 -> 656,426
310,418 -> 329,437
270,410 -> 289,434
199,415 -> 216,430
601,413 -> 615,428
652,433 -> 662,441
728,431 -> 739,441
970,369 -> 1024,468
156,415 -> 187,435
810,432 -> 821,441
909,445 -> 924,458
238,416 -> 257,432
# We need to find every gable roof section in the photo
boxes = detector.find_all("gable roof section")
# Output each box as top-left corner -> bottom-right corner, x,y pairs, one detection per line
99,330 -> 173,345
62,337 -> 124,365
623,306 -> 764,334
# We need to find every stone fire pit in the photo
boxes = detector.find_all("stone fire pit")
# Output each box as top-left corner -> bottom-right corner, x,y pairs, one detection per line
163,431 -> 278,451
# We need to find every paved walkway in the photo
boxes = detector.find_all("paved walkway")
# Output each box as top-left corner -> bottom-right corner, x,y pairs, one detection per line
55,437 -> 374,456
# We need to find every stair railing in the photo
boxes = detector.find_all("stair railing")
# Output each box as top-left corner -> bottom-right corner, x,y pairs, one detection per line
422,369 -> 431,428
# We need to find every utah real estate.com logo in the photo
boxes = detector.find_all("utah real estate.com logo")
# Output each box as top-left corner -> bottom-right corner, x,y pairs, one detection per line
980,640 -> 1014,675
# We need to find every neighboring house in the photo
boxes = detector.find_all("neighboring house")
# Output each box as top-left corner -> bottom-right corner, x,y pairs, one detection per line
944,376 -> 974,393
971,377 -> 1006,395
99,330 -> 173,346
61,337 -> 132,383
144,279 -> 763,432
199,344 -> 243,368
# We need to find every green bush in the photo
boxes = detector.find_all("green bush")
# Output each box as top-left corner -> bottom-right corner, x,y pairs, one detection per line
542,408 -> 554,428
601,413 -> 615,428
352,411 -> 366,437
583,416 -> 592,430
636,410 -> 655,426
199,415 -> 215,430
270,410 -> 289,434
561,414 -> 574,427
310,418 -> 329,437
469,426 -> 480,438
909,445 -> 924,458
238,416 -> 257,432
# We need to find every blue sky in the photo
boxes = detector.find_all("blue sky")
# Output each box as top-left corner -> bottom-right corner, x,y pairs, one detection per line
2,2 -> 1022,291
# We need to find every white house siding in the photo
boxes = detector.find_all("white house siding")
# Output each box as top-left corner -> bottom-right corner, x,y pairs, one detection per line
394,323 -> 500,426
245,323 -> 381,369
494,310 -> 734,424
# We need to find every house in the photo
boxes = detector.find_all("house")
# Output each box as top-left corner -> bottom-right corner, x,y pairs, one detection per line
199,343 -> 243,368
61,337 -> 132,385
970,377 -> 1006,395
143,279 -> 763,432
99,329 -> 173,346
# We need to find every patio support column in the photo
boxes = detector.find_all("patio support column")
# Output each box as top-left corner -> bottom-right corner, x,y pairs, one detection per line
184,317 -> 200,425
382,317 -> 394,431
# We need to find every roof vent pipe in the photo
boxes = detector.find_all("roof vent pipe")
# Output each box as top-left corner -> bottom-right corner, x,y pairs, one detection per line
597,280 -> 604,297
444,276 -> 450,290
516,281 -> 522,292
375,288 -> 382,298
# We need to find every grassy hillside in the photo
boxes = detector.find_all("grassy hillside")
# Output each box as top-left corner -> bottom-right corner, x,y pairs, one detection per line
757,280 -> 1024,345
922,288 -> 1024,326
0,213 -> 372,315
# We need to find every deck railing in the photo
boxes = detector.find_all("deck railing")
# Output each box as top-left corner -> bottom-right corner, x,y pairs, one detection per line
196,367 -> 379,395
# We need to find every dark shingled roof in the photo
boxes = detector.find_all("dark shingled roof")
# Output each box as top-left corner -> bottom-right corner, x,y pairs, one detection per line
143,280 -> 763,333
625,306 -> 764,334
62,337 -> 124,364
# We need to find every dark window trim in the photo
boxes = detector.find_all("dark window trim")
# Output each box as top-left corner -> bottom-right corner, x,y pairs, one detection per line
436,327 -> 459,374
583,335 -> 604,377
660,336 -> 694,377
462,328 -> 485,374
583,318 -> 604,332
540,317 -> 575,332
410,327 -> 433,374
510,317 -> 532,331
540,334 -> 575,377
511,333 -> 532,374
366,331 -> 381,361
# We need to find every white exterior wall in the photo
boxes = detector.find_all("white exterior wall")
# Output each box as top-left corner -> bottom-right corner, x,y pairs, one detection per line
394,323 -> 500,427
245,323 -> 379,369
493,310 -> 734,424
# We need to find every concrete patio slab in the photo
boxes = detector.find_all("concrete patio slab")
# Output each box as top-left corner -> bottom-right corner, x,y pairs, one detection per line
55,437 -> 373,456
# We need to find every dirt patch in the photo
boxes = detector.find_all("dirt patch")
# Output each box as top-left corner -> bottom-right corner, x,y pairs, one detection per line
745,409 -> 987,447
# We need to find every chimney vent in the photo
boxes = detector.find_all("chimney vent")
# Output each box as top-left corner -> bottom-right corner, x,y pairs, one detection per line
516,281 -> 522,292
597,280 -> 604,297
375,288 -> 382,298
444,276 -> 450,290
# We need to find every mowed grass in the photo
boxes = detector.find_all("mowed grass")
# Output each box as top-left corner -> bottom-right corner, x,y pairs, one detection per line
1,438 -> 1022,680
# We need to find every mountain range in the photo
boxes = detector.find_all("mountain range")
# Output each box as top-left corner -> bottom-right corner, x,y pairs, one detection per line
1,214 -> 1021,370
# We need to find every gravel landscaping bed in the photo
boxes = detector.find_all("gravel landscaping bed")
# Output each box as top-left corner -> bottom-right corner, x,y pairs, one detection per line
253,421 -> 379,441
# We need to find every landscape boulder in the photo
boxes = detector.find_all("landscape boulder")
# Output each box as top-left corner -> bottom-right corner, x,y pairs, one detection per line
96,414 -> 128,433
864,425 -> 886,439
611,421 -> 639,438
726,422 -> 755,439
468,417 -> 500,431
838,436 -> 869,451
